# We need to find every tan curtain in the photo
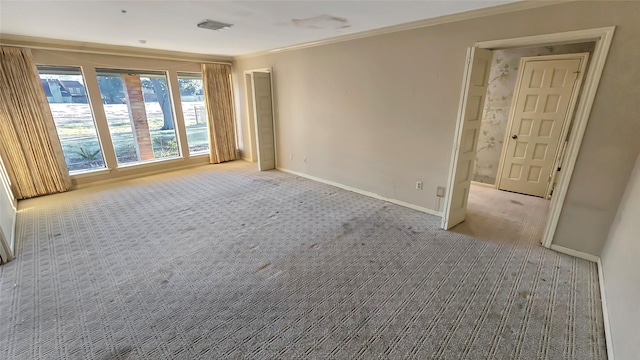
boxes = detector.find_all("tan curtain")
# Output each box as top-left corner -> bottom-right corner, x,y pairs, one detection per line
202,63 -> 237,164
0,46 -> 71,199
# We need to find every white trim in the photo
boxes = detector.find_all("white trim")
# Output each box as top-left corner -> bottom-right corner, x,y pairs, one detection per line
268,70 -> 278,170
244,68 -> 272,74
475,26 -> 613,50
242,68 -> 272,164
235,1 -> 567,60
70,168 -> 112,179
443,27 -> 615,249
597,258 -> 615,360
549,244 -> 599,262
251,72 -> 262,169
73,161 -> 211,189
537,28 -> 614,248
242,71 -> 256,162
495,52 -> 590,198
188,152 -> 211,158
245,68 -> 277,171
9,208 -> 16,257
278,167 -> 443,218
441,47 -> 475,229
470,181 -> 496,189
547,246 -> 614,359
0,34 -> 232,64
116,157 -> 184,172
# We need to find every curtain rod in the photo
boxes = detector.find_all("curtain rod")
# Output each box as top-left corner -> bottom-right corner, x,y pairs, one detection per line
0,42 -> 232,65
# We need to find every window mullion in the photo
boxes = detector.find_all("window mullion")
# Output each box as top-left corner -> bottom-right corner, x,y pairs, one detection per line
82,66 -> 119,170
167,70 -> 190,159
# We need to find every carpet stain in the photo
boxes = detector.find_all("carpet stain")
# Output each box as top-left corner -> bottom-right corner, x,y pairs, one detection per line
510,200 -> 524,205
518,291 -> 530,299
100,345 -> 133,360
255,263 -> 271,272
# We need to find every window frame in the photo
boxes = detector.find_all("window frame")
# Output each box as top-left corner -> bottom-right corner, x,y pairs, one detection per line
95,68 -> 183,166
37,65 -> 108,175
176,71 -> 210,156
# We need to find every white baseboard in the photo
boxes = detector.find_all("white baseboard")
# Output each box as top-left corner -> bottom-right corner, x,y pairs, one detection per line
550,244 -> 613,359
277,167 -> 442,218
549,244 -> 600,262
597,258 -> 614,360
9,208 -> 15,260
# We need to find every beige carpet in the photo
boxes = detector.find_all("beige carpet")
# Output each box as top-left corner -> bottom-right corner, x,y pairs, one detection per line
452,183 -> 550,245
0,161 -> 606,359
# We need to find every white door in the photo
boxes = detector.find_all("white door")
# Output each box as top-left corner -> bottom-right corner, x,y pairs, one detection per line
442,47 -> 493,230
252,72 -> 276,171
498,55 -> 585,197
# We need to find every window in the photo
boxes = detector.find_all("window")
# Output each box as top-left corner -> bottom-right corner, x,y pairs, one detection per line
96,69 -> 179,165
37,66 -> 106,173
177,73 -> 209,155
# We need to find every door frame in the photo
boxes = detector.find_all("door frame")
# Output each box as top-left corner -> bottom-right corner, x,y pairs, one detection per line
243,67 -> 277,168
495,52 -> 590,199
442,26 -> 615,249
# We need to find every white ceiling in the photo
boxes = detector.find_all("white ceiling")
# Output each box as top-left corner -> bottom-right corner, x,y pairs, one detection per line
0,1 -> 519,56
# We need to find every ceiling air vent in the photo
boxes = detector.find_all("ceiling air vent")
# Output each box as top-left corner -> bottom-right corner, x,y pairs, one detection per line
197,19 -> 233,31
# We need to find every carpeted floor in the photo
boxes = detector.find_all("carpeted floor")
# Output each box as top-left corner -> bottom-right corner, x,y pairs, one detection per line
0,161 -> 606,359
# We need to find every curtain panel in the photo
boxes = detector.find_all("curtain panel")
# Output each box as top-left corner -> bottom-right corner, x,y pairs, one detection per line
0,46 -> 71,199
201,63 -> 237,164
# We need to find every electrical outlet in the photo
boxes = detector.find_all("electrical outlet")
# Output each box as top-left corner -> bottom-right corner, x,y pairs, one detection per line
289,153 -> 293,160
436,186 -> 446,197
416,181 -> 423,190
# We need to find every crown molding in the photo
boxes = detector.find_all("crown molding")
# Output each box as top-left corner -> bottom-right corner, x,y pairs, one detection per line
0,34 -> 232,64
234,0 -> 574,60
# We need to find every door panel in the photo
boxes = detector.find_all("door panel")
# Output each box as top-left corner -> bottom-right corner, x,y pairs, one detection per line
499,58 -> 581,197
442,47 -> 493,230
252,72 -> 276,171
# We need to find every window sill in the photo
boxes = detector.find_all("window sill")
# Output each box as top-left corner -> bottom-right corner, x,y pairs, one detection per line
116,156 -> 184,171
189,152 -> 210,157
70,168 -> 112,179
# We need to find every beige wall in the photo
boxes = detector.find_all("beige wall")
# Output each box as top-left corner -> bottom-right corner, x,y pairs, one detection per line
600,154 -> 640,360
234,1 -> 640,256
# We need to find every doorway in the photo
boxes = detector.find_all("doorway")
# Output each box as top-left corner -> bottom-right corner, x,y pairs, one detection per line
243,68 -> 276,171
496,52 -> 589,198
442,27 -> 615,251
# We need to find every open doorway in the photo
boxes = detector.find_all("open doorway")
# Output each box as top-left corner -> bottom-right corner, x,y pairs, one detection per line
442,27 -> 615,253
243,68 -> 276,171
458,45 -> 593,243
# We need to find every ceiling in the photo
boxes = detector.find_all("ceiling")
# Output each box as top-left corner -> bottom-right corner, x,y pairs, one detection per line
0,1 -> 519,56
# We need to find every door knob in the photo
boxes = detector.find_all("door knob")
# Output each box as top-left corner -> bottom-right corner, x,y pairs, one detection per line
512,135 -> 518,139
